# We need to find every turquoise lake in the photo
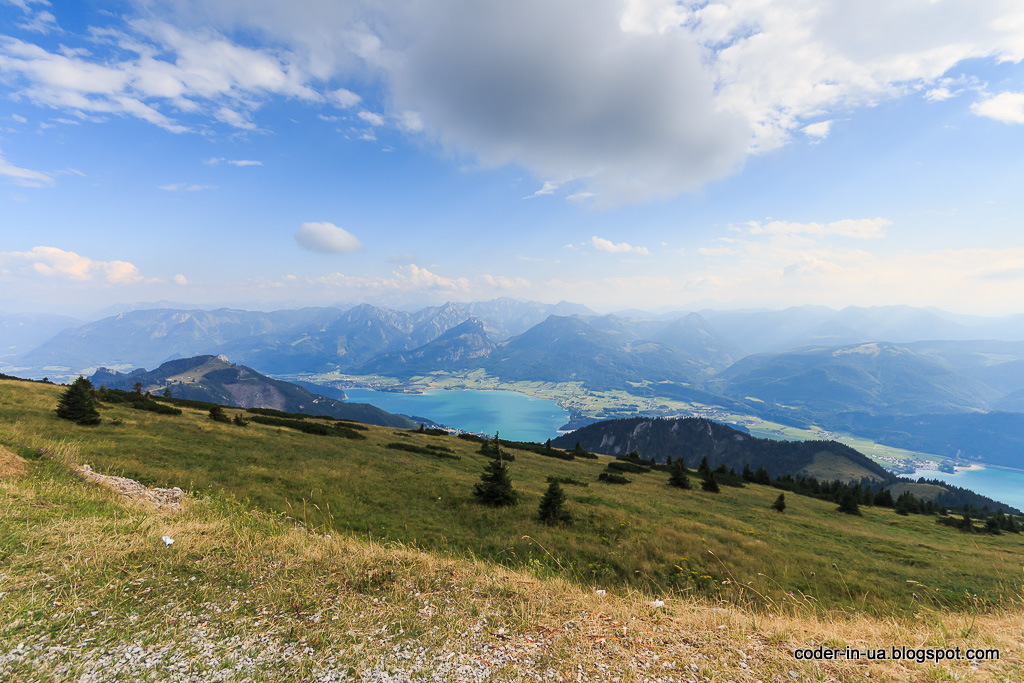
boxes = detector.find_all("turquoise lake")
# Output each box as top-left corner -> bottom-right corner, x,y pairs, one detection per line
344,388 -> 570,443
913,466 -> 1024,511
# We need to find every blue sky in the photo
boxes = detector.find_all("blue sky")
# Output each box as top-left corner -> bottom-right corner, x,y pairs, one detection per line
2,0 -> 1024,316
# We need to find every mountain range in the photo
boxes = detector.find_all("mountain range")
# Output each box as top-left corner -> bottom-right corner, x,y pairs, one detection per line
9,298 -> 1024,468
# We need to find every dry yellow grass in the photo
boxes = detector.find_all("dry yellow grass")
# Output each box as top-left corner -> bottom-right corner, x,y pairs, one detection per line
0,443 -> 27,479
2,449 -> 1022,682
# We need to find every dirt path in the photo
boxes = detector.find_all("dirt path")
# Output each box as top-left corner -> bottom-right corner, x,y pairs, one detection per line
77,463 -> 186,510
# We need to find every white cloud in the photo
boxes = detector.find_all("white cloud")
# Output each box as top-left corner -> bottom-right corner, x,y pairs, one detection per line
0,246 -> 143,284
971,91 -> 1024,124
396,110 -> 423,133
329,87 -> 361,108
803,120 -> 832,141
173,273 -> 188,285
204,157 -> 262,166
357,110 -> 384,126
926,87 -> 954,102
0,18 -> 317,133
592,236 -> 650,255
158,182 -> 215,191
745,218 -> 890,240
398,264 -> 470,291
567,191 -> 595,202
523,181 -> 559,199
482,274 -> 530,290
294,221 -> 363,254
0,149 -> 53,187
11,114 -> 27,123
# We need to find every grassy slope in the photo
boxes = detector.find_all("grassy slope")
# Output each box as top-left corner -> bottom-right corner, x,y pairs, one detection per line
2,379 -> 1023,620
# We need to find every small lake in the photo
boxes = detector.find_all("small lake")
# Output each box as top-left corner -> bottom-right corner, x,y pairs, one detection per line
913,466 -> 1024,512
343,388 -> 570,443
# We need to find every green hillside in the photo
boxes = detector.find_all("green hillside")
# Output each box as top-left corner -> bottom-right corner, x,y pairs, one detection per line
2,378 -> 1022,617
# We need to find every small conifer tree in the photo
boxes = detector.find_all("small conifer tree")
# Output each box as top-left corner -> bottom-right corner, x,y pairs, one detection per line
232,413 -> 248,426
208,405 -> 230,423
163,387 -> 172,398
537,480 -> 570,525
837,490 -> 861,515
697,456 -> 711,476
56,376 -> 101,426
701,473 -> 720,493
668,459 -> 691,489
772,493 -> 786,512
473,452 -> 518,507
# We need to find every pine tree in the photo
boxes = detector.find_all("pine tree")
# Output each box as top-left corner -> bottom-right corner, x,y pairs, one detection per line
162,387 -> 172,398
754,465 -> 771,485
837,490 -> 861,515
701,473 -> 720,493
537,480 -> 570,525
473,453 -> 518,507
697,456 -> 711,476
232,413 -> 248,426
668,459 -> 691,489
208,405 -> 230,423
772,493 -> 786,512
56,376 -> 101,426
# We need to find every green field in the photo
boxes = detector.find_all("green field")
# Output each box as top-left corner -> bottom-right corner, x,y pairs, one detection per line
2,378 -> 1021,619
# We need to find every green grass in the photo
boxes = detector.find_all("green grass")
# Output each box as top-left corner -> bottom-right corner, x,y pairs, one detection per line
3,378 -> 1022,618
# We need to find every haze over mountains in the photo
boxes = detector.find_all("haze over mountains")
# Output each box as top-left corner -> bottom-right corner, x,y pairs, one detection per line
8,297 -> 1024,468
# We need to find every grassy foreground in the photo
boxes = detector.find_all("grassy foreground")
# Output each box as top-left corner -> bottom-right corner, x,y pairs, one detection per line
0,436 -> 1020,681
1,378 -> 1024,680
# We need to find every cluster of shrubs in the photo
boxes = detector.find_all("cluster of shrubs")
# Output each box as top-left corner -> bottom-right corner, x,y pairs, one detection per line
385,441 -> 460,459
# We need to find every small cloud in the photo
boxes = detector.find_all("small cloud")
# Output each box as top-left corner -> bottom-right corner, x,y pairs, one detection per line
294,221 -> 364,254
16,9 -> 58,34
563,243 -> 575,249
926,87 -> 954,102
482,274 -> 530,290
317,114 -> 341,122
330,88 -> 361,109
567,192 -> 595,202
971,91 -> 1024,124
398,264 -> 469,291
358,110 -> 385,127
388,253 -> 416,264
523,181 -> 559,199
11,114 -> 27,124
591,236 -> 649,255
0,150 -> 53,187
204,157 -> 263,167
803,120 -> 832,141
173,273 -> 188,285
745,217 -> 890,239
358,131 -> 377,141
158,183 -> 216,191
215,107 -> 257,130
397,110 -> 424,132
